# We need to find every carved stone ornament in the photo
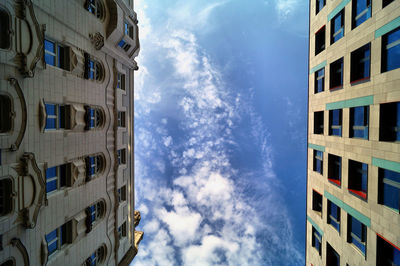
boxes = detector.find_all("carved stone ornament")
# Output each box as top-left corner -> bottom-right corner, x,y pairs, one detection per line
11,238 -> 30,266
134,210 -> 141,227
8,78 -> 27,151
89,32 -> 105,50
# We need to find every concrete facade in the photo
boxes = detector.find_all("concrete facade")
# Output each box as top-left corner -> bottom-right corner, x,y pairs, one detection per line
307,0 -> 400,265
0,0 -> 142,265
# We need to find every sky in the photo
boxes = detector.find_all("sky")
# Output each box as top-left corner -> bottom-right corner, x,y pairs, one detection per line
133,0 -> 309,265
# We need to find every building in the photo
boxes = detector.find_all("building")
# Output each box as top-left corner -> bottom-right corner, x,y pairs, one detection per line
306,0 -> 400,265
0,0 -> 142,265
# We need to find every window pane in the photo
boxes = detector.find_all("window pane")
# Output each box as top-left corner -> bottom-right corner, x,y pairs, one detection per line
45,104 -> 56,115
46,180 -> 57,193
383,183 -> 399,211
46,167 -> 57,179
47,241 -> 58,254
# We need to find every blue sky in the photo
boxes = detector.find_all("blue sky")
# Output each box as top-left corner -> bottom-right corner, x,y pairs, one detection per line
133,0 -> 309,265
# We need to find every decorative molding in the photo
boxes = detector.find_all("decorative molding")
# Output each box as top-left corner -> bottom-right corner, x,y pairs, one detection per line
89,32 -> 105,50
11,238 -> 29,266
134,210 -> 141,227
8,78 -> 27,151
40,237 -> 48,265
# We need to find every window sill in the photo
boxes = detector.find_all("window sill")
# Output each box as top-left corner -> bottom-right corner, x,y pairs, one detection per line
329,85 -> 343,91
349,242 -> 366,257
328,178 -> 341,187
350,77 -> 370,86
348,189 -> 367,201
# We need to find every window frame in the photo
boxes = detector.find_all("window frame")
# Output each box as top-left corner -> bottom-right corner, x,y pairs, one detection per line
314,111 -> 324,134
379,102 -> 400,142
117,149 -> 126,165
331,9 -> 344,44
378,168 -> 400,213
377,234 -> 400,265
327,200 -> 341,233
86,155 -> 103,180
0,94 -> 13,134
117,73 -> 126,90
330,58 -> 344,90
329,109 -> 342,137
44,103 -> 68,130
328,154 -> 342,187
383,0 -> 394,8
46,223 -> 68,257
0,178 -> 13,216
118,39 -> 131,52
312,189 -> 323,215
348,160 -> 368,200
44,39 -> 70,70
313,150 -> 323,175
45,165 -> 68,194
117,111 -> 126,127
316,0 -> 326,15
350,43 -> 371,84
315,26 -> 326,55
347,214 -> 367,255
0,7 -> 11,50
315,68 -> 325,94
352,0 -> 372,29
312,226 -> 322,255
118,185 -> 127,203
382,27 -> 400,73
349,106 -> 369,139
118,222 -> 127,240
85,0 -> 105,20
326,242 -> 340,266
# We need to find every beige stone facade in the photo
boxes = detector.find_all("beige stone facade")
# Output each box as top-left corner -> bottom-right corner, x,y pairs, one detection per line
307,0 -> 400,265
0,0 -> 142,265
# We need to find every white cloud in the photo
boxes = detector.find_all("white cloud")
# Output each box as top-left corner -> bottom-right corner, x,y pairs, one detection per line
275,0 -> 301,20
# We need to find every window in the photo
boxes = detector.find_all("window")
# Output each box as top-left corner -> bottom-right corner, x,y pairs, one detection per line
0,178 -> 12,216
351,43 -> 371,83
84,0 -> 104,19
117,73 -> 126,90
383,0 -> 394,8
46,222 -> 69,256
118,222 -> 127,240
327,200 -> 340,232
0,7 -> 10,49
118,39 -> 131,52
349,106 -> 369,139
328,154 -> 341,186
44,103 -> 69,130
118,185 -> 127,203
45,164 -> 69,194
312,190 -> 322,214
352,0 -> 371,29
330,58 -> 343,89
85,246 -> 106,266
348,214 -> 367,255
380,102 -> 400,142
44,39 -> 70,70
312,226 -> 322,255
88,59 -> 103,81
86,201 -> 104,230
331,9 -> 344,44
313,150 -> 323,175
315,26 -> 325,55
329,109 -> 342,136
117,111 -> 126,127
125,21 -> 134,39
0,259 -> 15,266
378,168 -> 400,213
117,149 -> 126,165
326,242 -> 340,266
314,68 -> 325,93
348,160 -> 368,199
377,235 -> 400,266
316,0 -> 326,15
382,27 -> 400,73
85,155 -> 103,180
314,111 -> 324,134
0,95 -> 12,133
85,107 -> 103,130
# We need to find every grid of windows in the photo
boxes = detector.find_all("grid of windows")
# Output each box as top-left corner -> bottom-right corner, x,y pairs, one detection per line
315,26 -> 326,55
330,58 -> 343,89
348,160 -> 368,200
382,27 -> 400,73
348,214 -> 367,255
380,102 -> 400,142
328,154 -> 341,186
329,109 -> 342,136
315,68 -> 325,93
331,9 -> 344,44
312,226 -> 322,255
349,106 -> 369,139
352,0 -> 371,29
378,168 -> 400,213
350,43 -> 370,83
377,235 -> 400,265
313,150 -> 323,175
327,200 -> 340,232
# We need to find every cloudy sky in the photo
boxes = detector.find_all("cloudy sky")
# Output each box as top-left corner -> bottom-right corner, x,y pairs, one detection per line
133,0 -> 309,265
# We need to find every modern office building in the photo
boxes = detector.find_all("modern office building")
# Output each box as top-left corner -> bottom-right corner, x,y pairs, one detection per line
0,0 -> 142,265
307,0 -> 400,265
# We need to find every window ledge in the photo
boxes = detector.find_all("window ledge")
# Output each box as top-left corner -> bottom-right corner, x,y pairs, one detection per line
329,85 -> 343,91
348,189 -> 367,201
350,77 -> 370,86
328,178 -> 341,187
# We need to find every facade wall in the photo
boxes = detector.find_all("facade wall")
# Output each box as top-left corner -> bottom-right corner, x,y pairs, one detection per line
0,0 -> 141,265
307,0 -> 400,265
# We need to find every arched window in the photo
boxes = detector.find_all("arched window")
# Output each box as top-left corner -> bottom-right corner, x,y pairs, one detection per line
85,154 -> 104,181
0,259 -> 15,266
0,95 -> 12,133
0,178 -> 13,216
85,245 -> 106,266
85,200 -> 106,233
85,106 -> 104,130
0,7 -> 10,49
84,0 -> 105,20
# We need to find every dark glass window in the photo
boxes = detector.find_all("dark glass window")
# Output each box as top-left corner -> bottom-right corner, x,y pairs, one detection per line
326,242 -> 340,266
352,0 -> 371,29
378,168 -> 400,213
331,9 -> 344,44
312,190 -> 322,214
125,21 -> 134,39
348,160 -> 368,200
118,39 -> 131,52
328,154 -> 341,186
383,0 -> 394,8
315,26 -> 326,55
316,0 -> 326,15
46,223 -> 68,256
312,226 -> 322,255
350,106 -> 369,139
313,150 -> 323,175
44,39 -> 70,70
351,43 -> 371,83
46,165 -> 68,194
117,149 -> 126,165
0,8 -> 10,49
330,58 -> 343,89
117,111 -> 126,127
380,102 -> 400,142
0,178 -> 12,216
327,200 -> 340,232
348,214 -> 367,255
0,95 -> 12,133
315,68 -> 325,93
382,27 -> 400,73
377,235 -> 400,266
329,109 -> 342,136
0,259 -> 15,266
314,111 -> 324,134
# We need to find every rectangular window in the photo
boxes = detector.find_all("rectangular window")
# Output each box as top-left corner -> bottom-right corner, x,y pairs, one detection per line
329,109 -> 342,136
44,103 -> 68,130
87,202 -> 102,228
86,156 -> 101,179
351,43 -> 371,83
328,154 -> 341,186
378,168 -> 400,213
327,200 -> 340,232
315,26 -> 326,55
330,58 -> 343,89
348,214 -> 367,255
331,9 -> 344,44
117,149 -> 126,165
382,27 -> 400,73
312,226 -> 322,255
313,150 -> 323,175
46,223 -> 68,256
350,106 -> 369,139
117,73 -> 126,90
348,160 -> 368,199
315,68 -> 325,93
383,0 -> 394,8
44,39 -> 70,70
118,185 -> 127,203
124,21 -> 134,39
118,222 -> 127,240
326,242 -> 340,266
316,0 -> 326,15
45,164 -> 68,194
314,111 -> 324,134
312,190 -> 322,214
380,102 -> 400,142
117,111 -> 126,127
352,0 -> 371,29
118,39 -> 131,52
377,235 -> 400,265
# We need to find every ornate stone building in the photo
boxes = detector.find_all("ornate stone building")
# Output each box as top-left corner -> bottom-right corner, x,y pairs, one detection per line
306,0 -> 400,265
0,0 -> 142,265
